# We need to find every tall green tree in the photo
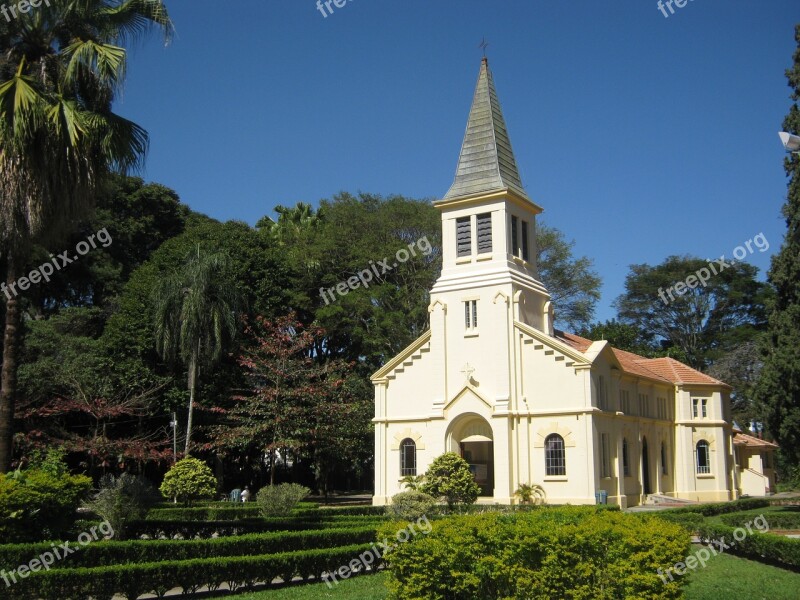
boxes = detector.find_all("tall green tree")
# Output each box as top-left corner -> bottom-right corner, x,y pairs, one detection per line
536,223 -> 601,331
0,0 -> 172,472
614,256 -> 770,370
755,24 -> 800,464
153,248 -> 241,455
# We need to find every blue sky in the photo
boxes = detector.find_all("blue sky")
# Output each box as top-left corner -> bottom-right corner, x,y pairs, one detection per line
119,0 -> 800,323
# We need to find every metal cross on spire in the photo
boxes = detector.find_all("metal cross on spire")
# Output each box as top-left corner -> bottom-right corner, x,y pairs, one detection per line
479,37 -> 489,58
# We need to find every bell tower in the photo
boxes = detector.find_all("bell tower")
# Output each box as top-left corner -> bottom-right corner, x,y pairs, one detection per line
430,58 -> 553,333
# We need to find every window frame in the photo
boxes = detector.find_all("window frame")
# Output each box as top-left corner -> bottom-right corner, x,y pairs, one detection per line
400,438 -> 417,477
696,440 -> 711,475
545,434 -> 566,477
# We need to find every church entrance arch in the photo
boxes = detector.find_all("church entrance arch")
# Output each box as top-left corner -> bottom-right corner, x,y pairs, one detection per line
446,414 -> 495,497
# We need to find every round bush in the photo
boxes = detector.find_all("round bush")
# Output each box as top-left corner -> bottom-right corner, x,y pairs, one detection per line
421,452 -> 480,508
389,491 -> 436,521
159,458 -> 216,506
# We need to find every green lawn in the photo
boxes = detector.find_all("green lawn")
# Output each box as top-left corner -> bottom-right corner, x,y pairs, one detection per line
683,546 -> 800,600
209,573 -> 388,599
210,549 -> 800,600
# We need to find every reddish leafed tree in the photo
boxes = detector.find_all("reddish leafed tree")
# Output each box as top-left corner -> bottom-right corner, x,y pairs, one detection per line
17,383 -> 172,474
211,312 -> 371,491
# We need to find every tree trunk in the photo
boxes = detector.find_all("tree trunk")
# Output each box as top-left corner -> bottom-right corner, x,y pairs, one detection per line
0,254 -> 20,473
184,357 -> 197,456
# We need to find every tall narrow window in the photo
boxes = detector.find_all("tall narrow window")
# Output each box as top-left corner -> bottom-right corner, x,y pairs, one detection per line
696,440 -> 710,474
464,300 -> 478,331
545,434 -> 566,476
597,375 -> 606,410
510,215 -> 519,257
476,213 -> 492,254
521,220 -> 530,261
600,433 -> 611,478
622,439 -> 630,476
661,443 -> 668,475
701,399 -> 708,418
692,399 -> 699,418
400,439 -> 417,476
456,217 -> 471,257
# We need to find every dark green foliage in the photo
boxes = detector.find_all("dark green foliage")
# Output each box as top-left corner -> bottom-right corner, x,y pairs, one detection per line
0,525 -> 379,570
9,543 -> 378,600
536,222 -> 601,331
614,256 -> 771,370
697,522 -> 800,569
719,510 -> 800,530
756,24 -> 800,466
256,484 -> 312,517
420,453 -> 480,508
85,473 -> 159,540
661,497 -> 770,517
380,507 -> 690,600
0,465 -> 92,542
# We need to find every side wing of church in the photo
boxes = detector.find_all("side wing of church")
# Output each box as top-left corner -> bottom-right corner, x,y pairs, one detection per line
372,58 -> 767,507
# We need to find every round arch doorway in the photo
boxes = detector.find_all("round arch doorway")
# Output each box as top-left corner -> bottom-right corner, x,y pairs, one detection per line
446,414 -> 495,497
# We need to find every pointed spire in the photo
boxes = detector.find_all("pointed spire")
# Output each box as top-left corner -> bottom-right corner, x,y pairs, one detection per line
444,58 -> 529,201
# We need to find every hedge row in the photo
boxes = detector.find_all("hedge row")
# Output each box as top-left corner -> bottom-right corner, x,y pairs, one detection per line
646,512 -> 706,533
696,522 -> 800,570
0,525 -> 379,571
146,506 -> 264,521
719,511 -> 800,531
145,504 -> 384,522
128,518 -> 321,539
9,543 -> 379,600
662,497 -> 770,517
381,507 -> 691,600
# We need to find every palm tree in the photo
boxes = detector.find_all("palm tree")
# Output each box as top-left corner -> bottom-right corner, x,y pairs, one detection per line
0,0 -> 172,472
153,247 -> 241,455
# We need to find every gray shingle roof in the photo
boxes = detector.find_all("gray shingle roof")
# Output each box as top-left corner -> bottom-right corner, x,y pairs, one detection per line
444,58 -> 529,201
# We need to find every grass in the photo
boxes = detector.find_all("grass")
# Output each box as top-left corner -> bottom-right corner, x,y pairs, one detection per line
684,545 -> 800,599
207,548 -> 800,599
208,573 -> 388,599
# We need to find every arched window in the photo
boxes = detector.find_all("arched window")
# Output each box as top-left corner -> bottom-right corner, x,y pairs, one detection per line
696,440 -> 710,474
622,439 -> 630,476
545,434 -> 566,476
661,443 -> 669,475
400,438 -> 417,476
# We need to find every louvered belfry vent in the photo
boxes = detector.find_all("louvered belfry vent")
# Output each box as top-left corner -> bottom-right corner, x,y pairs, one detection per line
456,217 -> 471,257
477,213 -> 492,254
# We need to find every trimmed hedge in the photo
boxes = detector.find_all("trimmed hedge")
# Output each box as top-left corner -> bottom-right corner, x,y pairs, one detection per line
146,505 -> 264,521
381,506 -> 691,600
0,525 -> 379,571
719,511 -> 800,531
696,522 -> 800,570
647,511 -> 706,533
10,543 -> 379,600
128,514 -> 389,539
661,497 -> 770,517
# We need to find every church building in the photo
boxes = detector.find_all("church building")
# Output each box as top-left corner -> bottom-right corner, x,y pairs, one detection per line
372,58 -> 769,507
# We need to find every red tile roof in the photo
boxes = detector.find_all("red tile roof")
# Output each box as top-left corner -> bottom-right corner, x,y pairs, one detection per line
733,432 -> 779,449
555,330 -> 729,388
